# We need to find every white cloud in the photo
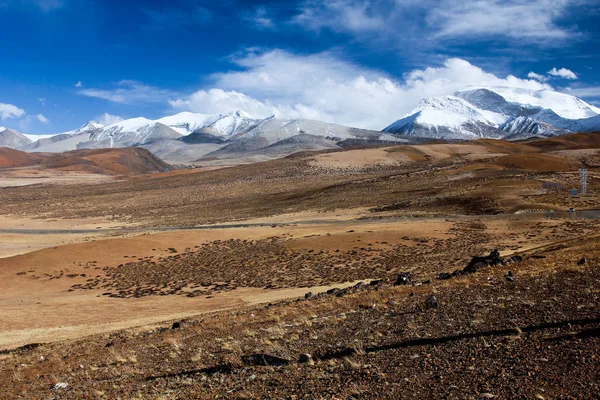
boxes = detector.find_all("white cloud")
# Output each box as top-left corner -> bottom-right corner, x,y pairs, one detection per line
246,6 -> 274,29
528,67 -> 579,83
170,50 -> 550,129
291,0 -> 590,44
0,103 -> 26,120
169,89 -> 282,118
548,67 -> 578,80
294,0 -> 384,33
527,72 -> 547,82
79,80 -> 178,104
75,81 -> 83,88
561,86 -> 600,98
95,113 -> 124,126
427,0 -> 576,41
36,114 -> 49,123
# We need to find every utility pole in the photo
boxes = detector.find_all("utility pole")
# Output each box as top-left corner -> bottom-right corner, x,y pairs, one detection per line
580,168 -> 587,195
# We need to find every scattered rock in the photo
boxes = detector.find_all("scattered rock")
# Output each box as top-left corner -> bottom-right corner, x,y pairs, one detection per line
506,255 -> 523,264
463,261 -> 487,274
425,295 -> 438,310
52,382 -> 68,391
505,271 -> 515,282
304,292 -> 314,300
299,353 -> 314,365
578,257 -> 588,265
452,269 -> 463,277
172,321 -> 183,329
438,272 -> 452,280
395,272 -> 412,286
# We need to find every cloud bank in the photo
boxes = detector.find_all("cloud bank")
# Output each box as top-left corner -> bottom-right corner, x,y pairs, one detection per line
170,50 -> 550,129
290,0 -> 591,45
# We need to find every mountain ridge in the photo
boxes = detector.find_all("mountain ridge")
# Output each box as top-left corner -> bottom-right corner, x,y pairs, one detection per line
383,87 -> 600,140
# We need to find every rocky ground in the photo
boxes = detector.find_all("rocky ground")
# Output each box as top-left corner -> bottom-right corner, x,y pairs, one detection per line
1,135 -> 599,398
1,233 -> 599,399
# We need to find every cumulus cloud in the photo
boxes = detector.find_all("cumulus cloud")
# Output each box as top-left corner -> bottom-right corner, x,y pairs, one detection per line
36,114 -> 49,123
95,113 -> 124,126
170,50 -> 550,129
0,103 -> 26,120
79,80 -> 178,105
75,81 -> 83,88
291,0 -> 590,44
527,72 -> 548,82
528,67 -> 579,83
548,67 -> 578,80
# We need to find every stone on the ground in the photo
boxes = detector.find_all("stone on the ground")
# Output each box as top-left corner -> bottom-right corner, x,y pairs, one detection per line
299,353 -> 314,365
395,272 -> 412,286
425,295 -> 439,310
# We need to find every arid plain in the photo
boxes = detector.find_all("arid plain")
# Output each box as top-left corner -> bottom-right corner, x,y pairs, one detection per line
1,134 -> 599,398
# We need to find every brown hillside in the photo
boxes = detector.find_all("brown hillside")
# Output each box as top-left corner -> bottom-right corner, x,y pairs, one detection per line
493,153 -> 575,172
526,131 -> 600,151
0,147 -> 171,175
0,147 -> 42,168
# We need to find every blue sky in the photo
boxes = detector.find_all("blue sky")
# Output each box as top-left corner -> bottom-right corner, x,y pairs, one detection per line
0,0 -> 599,133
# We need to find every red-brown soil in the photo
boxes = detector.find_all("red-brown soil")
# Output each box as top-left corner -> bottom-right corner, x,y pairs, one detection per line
0,131 -> 599,398
0,147 -> 171,175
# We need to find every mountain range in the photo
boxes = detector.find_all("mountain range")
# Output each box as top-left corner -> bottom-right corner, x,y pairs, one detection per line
1,86 -> 599,164
383,87 -> 600,140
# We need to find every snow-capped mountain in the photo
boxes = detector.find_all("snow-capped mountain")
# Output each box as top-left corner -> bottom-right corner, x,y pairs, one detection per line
158,110 -> 261,136
75,120 -> 104,133
0,127 -> 33,148
383,87 -> 600,140
82,118 -> 182,148
20,120 -> 105,151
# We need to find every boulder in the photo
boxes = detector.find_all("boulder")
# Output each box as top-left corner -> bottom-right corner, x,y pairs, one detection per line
438,272 -> 452,280
299,353 -> 314,365
505,271 -> 515,282
425,295 -> 439,310
395,272 -> 413,286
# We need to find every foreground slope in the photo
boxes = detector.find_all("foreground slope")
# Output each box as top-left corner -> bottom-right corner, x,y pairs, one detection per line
0,131 -> 599,398
1,224 -> 598,399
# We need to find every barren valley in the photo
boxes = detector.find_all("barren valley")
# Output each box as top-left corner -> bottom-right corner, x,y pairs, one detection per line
1,134 -> 599,399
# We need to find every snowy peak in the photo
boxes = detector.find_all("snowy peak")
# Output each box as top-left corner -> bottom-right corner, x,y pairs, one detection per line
76,120 -> 104,134
156,110 -> 259,137
0,127 -> 32,148
83,117 -> 181,149
157,112 -> 217,135
384,86 -> 600,140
